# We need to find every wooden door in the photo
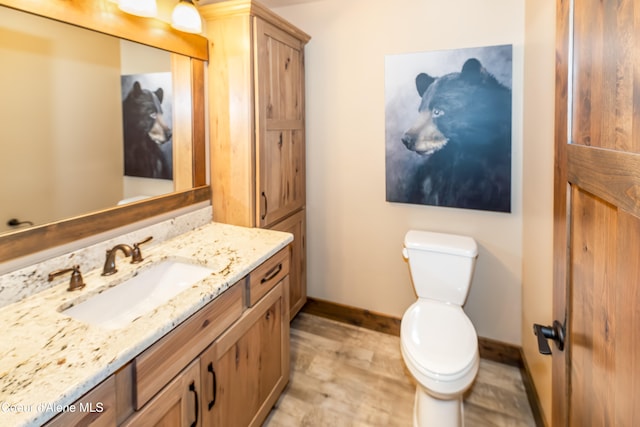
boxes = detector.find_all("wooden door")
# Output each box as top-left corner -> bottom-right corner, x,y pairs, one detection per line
270,209 -> 307,319
122,360 -> 200,427
553,0 -> 640,425
255,18 -> 306,228
200,280 -> 289,427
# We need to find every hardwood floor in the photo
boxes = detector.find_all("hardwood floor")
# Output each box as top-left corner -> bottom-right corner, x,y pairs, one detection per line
264,313 -> 536,427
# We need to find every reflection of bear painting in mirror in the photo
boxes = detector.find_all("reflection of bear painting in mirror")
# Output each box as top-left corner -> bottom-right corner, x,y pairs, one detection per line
121,73 -> 173,180
385,45 -> 512,213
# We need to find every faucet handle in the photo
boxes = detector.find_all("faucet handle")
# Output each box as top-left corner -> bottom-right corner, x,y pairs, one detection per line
48,265 -> 86,291
132,236 -> 153,263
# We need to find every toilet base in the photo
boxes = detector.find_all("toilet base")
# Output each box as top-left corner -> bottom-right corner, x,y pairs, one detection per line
413,386 -> 464,427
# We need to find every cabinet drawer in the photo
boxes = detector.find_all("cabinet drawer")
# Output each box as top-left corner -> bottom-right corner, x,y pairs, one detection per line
248,247 -> 289,306
133,282 -> 244,409
44,376 -> 116,427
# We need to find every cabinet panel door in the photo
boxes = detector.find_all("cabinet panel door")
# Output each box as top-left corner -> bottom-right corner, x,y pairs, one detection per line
257,20 -> 303,122
258,129 -> 305,227
255,18 -> 306,227
270,209 -> 306,319
201,279 -> 289,427
122,360 -> 200,427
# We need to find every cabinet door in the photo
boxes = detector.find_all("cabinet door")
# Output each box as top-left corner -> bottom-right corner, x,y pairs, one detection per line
270,209 -> 306,319
258,129 -> 305,227
255,18 -> 306,227
133,282 -> 243,409
122,360 -> 200,427
201,279 -> 290,427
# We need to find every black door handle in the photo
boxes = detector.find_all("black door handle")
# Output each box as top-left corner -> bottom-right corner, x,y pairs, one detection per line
261,192 -> 268,220
533,320 -> 565,355
207,362 -> 217,410
189,381 -> 199,427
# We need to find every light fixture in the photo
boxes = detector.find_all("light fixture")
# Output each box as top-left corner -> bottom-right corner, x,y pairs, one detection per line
171,0 -> 202,34
118,0 -> 158,18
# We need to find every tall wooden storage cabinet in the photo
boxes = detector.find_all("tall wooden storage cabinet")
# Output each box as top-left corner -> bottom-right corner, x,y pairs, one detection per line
201,0 -> 310,319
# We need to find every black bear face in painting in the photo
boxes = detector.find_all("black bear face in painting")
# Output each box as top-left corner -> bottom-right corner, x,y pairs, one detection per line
399,57 -> 512,212
401,58 -> 511,156
122,81 -> 173,179
123,81 -> 172,145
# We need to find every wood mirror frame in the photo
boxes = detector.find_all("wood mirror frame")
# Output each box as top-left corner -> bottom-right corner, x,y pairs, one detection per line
0,0 -> 210,262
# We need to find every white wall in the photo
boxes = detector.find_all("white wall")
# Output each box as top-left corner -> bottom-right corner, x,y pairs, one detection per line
275,0 -> 526,345
0,7 -> 123,232
522,0 -> 556,423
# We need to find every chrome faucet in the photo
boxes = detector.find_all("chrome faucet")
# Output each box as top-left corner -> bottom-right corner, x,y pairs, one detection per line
102,236 -> 153,276
102,244 -> 133,276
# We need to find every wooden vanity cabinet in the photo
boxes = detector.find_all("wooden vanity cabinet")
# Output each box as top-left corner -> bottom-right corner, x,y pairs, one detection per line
132,283 -> 245,410
44,249 -> 290,427
200,278 -> 289,427
197,248 -> 290,427
202,1 -> 310,319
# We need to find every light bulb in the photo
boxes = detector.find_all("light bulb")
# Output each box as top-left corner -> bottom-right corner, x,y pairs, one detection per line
171,0 -> 202,34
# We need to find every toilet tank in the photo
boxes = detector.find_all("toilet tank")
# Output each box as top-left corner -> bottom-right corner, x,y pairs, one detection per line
403,230 -> 478,305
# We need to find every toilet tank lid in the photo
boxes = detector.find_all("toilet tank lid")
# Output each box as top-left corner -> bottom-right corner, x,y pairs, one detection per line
404,230 -> 478,258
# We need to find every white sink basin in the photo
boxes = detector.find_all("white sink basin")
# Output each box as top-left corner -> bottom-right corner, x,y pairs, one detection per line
62,260 -> 213,330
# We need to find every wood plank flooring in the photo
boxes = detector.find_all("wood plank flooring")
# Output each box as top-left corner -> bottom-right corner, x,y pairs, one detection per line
264,313 -> 536,427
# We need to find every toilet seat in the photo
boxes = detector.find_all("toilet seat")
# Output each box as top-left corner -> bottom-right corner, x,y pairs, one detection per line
401,299 -> 478,382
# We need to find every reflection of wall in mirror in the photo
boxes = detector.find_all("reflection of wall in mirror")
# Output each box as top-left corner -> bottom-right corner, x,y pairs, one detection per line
0,9 -> 176,233
0,6 -> 122,233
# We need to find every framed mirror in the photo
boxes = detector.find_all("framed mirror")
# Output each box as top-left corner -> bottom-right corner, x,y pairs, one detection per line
0,0 -> 210,262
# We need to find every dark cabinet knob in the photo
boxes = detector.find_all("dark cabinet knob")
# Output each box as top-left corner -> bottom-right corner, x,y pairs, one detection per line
533,320 -> 565,355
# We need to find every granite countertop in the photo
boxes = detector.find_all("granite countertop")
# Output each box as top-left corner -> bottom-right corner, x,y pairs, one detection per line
0,222 -> 293,427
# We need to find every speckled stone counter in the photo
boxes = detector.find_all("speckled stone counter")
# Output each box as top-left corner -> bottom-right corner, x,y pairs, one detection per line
0,222 -> 292,427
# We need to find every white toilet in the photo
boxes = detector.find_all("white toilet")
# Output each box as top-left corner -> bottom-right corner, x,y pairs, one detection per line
400,230 -> 479,427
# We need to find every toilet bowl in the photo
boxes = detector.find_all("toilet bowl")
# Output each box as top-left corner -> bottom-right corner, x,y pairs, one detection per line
400,230 -> 479,427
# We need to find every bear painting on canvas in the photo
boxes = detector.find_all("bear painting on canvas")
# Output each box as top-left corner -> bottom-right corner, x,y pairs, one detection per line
121,72 -> 174,180
385,45 -> 512,213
